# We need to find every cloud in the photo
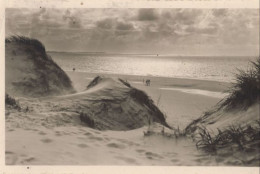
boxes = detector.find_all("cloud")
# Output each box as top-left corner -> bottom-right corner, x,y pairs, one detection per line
96,18 -> 115,30
62,9 -> 82,28
185,25 -> 218,35
116,22 -> 134,30
5,8 -> 259,55
171,9 -> 202,25
212,9 -> 228,17
137,9 -> 158,21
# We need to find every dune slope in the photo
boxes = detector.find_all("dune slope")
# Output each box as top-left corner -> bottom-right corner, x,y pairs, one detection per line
5,36 -> 75,97
39,76 -> 170,130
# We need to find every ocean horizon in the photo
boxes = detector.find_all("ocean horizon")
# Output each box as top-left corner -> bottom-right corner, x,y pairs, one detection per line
49,52 -> 257,82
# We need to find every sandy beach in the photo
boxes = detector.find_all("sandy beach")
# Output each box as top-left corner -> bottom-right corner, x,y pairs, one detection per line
6,71 -> 233,165
4,7 -> 260,169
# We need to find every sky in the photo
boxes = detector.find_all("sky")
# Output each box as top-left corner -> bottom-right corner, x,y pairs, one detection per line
5,8 -> 259,56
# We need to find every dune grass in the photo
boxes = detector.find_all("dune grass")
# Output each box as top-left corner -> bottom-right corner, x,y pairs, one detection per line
195,120 -> 260,153
183,58 -> 260,159
118,78 -> 131,88
5,94 -> 21,111
79,112 -> 96,128
218,57 -> 260,111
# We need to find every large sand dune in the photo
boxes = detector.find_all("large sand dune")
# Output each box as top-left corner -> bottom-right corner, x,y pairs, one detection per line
37,76 -> 170,130
5,36 -> 75,97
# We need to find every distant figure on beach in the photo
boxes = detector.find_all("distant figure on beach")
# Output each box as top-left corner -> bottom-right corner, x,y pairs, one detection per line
146,79 -> 151,86
73,67 -> 76,72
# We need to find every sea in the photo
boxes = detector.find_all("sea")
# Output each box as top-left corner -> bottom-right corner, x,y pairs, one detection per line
49,52 -> 257,82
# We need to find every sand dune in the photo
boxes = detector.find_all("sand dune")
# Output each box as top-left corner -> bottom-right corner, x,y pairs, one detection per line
5,36 -> 75,97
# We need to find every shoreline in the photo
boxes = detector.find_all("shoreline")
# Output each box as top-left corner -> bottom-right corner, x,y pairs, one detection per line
65,69 -> 233,83
66,71 -> 231,93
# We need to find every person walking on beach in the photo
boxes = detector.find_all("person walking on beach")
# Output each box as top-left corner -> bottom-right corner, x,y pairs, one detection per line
73,67 -> 76,72
146,79 -> 151,86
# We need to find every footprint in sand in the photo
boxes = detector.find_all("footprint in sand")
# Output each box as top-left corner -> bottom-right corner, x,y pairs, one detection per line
55,131 -> 62,136
41,138 -> 53,143
84,132 -> 92,136
55,133 -> 62,136
38,131 -> 47,135
89,136 -> 103,141
5,151 -> 14,155
145,152 -> 163,160
136,149 -> 146,153
77,144 -> 89,148
171,159 -> 179,163
5,151 -> 18,165
115,156 -> 138,164
104,137 -> 110,141
22,157 -> 36,164
107,143 -> 125,149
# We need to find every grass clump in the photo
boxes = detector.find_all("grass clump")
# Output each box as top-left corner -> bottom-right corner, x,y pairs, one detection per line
196,122 -> 260,153
5,93 -> 21,110
129,88 -> 171,129
118,78 -> 131,87
218,57 -> 260,111
79,112 -> 96,128
86,76 -> 102,89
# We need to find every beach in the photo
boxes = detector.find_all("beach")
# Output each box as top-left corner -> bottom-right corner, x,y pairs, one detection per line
4,7 -> 260,169
6,71 -> 233,165
66,71 -> 230,129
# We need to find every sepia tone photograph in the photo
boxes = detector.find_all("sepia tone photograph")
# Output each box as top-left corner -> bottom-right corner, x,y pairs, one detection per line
4,8 -> 259,166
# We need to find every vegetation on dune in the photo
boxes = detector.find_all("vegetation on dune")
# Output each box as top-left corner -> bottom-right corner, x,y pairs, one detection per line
6,35 -> 46,55
129,85 -> 171,129
5,94 -> 21,110
83,76 -> 172,130
6,35 -> 75,96
79,112 -> 96,128
185,57 -> 260,134
86,76 -> 102,89
183,58 -> 260,162
195,121 -> 260,153
118,78 -> 131,88
218,57 -> 260,111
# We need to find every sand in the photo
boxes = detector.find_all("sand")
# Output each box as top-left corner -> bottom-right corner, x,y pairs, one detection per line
6,71 -> 236,165
66,71 -> 229,129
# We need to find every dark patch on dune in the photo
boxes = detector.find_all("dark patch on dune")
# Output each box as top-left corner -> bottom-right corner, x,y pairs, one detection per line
129,87 -> 169,127
86,76 -> 103,89
79,76 -> 171,130
5,93 -> 21,111
5,36 -> 75,97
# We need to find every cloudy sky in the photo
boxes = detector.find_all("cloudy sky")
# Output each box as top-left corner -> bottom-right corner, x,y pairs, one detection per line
6,8 -> 259,56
